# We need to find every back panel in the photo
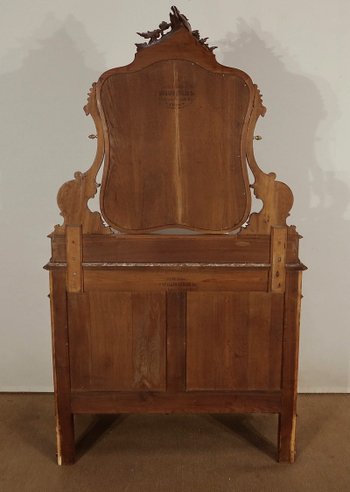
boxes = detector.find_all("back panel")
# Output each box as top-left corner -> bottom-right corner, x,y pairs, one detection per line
99,59 -> 251,232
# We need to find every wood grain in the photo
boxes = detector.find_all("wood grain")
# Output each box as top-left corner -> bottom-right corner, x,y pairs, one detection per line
54,84 -> 111,235
68,291 -> 166,391
83,269 -> 269,292
166,291 -> 187,391
49,233 -> 302,265
242,88 -> 294,234
66,226 -> 83,293
270,226 -> 287,293
47,5 -> 305,465
100,60 -> 251,232
186,292 -> 284,391
71,390 -> 281,414
49,270 -> 75,465
50,234 -> 272,263
278,271 -> 303,463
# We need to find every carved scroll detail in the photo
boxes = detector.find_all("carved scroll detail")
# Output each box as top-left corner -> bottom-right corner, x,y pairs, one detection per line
242,86 -> 294,234
136,6 -> 217,53
54,83 -> 111,235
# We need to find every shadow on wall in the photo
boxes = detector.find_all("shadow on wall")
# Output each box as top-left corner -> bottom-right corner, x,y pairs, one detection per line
217,19 -> 350,392
0,15 -> 104,390
0,14 -> 104,227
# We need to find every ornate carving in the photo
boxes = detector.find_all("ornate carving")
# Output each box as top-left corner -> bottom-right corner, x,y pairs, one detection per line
169,5 -> 192,31
84,83 -> 96,116
54,171 -> 109,235
136,20 -> 171,49
242,86 -> 294,234
191,29 -> 217,52
54,83 -> 111,235
136,6 -> 217,53
244,173 -> 294,234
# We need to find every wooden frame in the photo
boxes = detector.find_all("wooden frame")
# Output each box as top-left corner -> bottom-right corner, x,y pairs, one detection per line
45,6 -> 305,465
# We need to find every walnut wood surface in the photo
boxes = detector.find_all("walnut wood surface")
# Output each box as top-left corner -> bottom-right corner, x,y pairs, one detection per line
68,292 -> 166,391
71,391 -> 282,414
278,271 -> 302,463
166,291 -> 187,392
46,5 -> 305,465
53,8 -> 294,236
82,269 -> 269,292
49,271 -> 75,465
99,57 -> 251,232
186,292 -> 283,390
49,233 -> 301,264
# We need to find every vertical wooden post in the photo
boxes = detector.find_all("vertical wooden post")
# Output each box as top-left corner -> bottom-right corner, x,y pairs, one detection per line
66,225 -> 83,293
278,270 -> 302,463
270,226 -> 287,293
49,270 -> 75,464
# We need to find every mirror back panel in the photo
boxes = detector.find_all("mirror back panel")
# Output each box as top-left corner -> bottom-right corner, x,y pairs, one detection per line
98,49 -> 252,232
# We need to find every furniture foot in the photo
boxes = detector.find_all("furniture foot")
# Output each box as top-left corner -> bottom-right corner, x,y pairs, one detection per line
277,411 -> 297,463
55,412 -> 75,465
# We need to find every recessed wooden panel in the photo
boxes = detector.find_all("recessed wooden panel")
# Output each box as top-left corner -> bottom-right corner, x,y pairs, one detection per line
99,60 -> 251,232
186,292 -> 283,390
68,292 -> 166,391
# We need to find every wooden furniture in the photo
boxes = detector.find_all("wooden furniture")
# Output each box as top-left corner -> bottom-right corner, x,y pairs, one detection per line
45,6 -> 305,465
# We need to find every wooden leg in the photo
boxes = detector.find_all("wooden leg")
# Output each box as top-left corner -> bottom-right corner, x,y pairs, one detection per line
278,407 -> 296,463
50,270 -> 75,465
55,407 -> 75,465
278,271 -> 302,464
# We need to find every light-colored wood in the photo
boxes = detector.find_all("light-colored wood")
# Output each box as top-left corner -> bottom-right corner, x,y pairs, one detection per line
242,88 -> 294,234
54,84 -> 111,235
270,226 -> 287,293
66,226 -> 83,293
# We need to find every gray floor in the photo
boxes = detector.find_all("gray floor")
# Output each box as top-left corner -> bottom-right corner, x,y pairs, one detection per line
0,394 -> 349,492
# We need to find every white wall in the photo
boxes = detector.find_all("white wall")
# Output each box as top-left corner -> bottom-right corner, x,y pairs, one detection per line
0,0 -> 349,392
